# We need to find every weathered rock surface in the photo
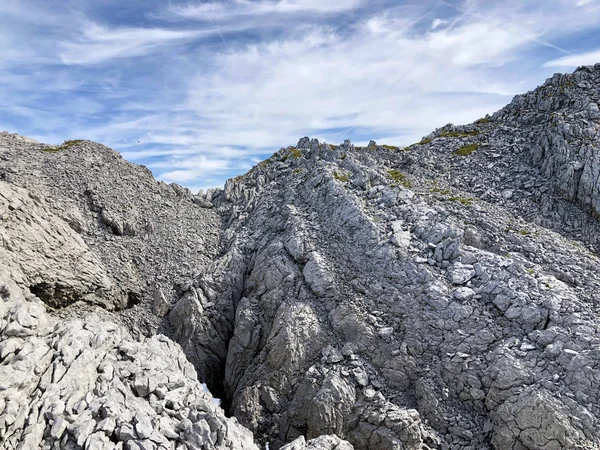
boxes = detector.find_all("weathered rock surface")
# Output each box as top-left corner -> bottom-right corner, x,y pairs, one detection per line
0,271 -> 258,450
0,163 -> 257,449
3,64 -> 600,450
169,65 -> 600,449
0,131 -> 220,335
281,435 -> 354,450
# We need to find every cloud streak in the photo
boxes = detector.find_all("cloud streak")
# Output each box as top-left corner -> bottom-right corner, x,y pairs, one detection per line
59,23 -> 209,65
544,49 -> 600,68
168,0 -> 364,20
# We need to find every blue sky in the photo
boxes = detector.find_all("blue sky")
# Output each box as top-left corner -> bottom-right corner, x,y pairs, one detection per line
2,0 -> 600,192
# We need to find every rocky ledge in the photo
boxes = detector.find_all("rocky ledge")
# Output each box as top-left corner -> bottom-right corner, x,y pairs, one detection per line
2,65 -> 600,450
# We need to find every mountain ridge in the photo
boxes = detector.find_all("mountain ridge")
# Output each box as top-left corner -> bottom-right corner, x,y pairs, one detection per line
2,64 -> 600,449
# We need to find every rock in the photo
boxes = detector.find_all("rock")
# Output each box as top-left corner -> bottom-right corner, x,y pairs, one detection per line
448,263 -> 475,285
297,137 -> 311,148
322,345 -> 344,364
281,435 -> 354,450
351,367 -> 369,387
4,64 -> 600,450
135,415 -> 153,439
0,274 -> 259,450
152,289 -> 170,317
453,287 -> 475,302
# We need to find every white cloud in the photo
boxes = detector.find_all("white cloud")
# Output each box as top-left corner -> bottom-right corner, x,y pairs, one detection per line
543,48 -> 600,68
179,12 -> 534,151
431,19 -> 448,29
3,0 -> 600,190
59,23 -> 207,65
169,0 -> 363,20
151,153 -> 254,185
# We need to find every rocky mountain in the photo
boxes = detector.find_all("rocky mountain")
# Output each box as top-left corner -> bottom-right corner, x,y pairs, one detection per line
2,64 -> 600,450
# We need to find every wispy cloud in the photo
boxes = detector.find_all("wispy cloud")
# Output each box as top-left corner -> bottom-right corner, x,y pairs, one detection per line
543,49 -> 600,68
431,19 -> 448,29
168,0 -> 363,20
59,23 -> 208,65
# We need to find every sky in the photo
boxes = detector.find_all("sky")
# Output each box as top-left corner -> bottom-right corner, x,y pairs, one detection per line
2,0 -> 600,192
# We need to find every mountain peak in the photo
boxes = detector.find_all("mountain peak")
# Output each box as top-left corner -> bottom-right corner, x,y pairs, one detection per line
2,66 -> 600,450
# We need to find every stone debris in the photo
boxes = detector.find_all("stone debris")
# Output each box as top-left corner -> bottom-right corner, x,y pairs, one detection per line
0,273 -> 258,450
3,64 -> 600,450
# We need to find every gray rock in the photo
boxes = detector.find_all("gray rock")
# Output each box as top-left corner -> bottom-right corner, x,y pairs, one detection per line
152,289 -> 170,317
4,64 -> 600,450
0,273 -> 258,450
281,435 -> 354,450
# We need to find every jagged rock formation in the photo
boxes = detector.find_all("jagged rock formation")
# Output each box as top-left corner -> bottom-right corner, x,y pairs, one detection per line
0,132 -> 352,450
281,435 -> 353,450
2,64 -> 600,450
0,165 -> 257,449
170,65 -> 600,450
0,272 -> 258,450
0,132 -> 221,334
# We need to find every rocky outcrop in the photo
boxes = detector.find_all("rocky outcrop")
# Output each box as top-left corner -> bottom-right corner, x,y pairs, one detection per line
497,64 -> 600,220
0,271 -> 258,450
0,131 -> 220,334
281,435 -> 353,450
169,66 -> 600,450
0,164 -> 258,449
0,182 -> 127,310
3,65 -> 600,450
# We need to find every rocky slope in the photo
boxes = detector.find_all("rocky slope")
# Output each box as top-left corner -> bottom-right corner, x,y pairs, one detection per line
2,64 -> 600,450
0,132 -> 220,335
171,64 -> 600,449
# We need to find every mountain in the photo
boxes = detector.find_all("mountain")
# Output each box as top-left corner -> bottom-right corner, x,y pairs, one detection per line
2,64 -> 600,450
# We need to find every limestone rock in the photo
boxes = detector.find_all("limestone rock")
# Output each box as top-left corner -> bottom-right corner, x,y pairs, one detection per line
4,64 -> 600,450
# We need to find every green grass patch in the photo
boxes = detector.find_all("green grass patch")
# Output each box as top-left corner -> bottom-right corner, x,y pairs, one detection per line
333,171 -> 350,182
387,169 -> 412,188
417,137 -> 432,145
380,144 -> 400,151
281,147 -> 302,162
449,196 -> 473,206
340,153 -> 347,160
439,130 -> 480,138
475,117 -> 491,124
430,186 -> 451,195
453,143 -> 479,156
505,227 -> 532,236
42,139 -> 85,152
293,168 -> 303,174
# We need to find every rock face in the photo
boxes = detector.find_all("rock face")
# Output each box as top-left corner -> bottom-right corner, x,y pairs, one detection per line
0,131 -> 220,334
0,156 -> 259,449
168,65 -> 600,450
2,65 -> 600,450
0,272 -> 258,450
